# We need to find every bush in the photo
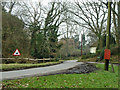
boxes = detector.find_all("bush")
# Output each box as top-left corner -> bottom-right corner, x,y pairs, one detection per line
17,59 -> 27,63
110,46 -> 119,55
99,48 -> 105,60
81,53 -> 96,59
96,50 -> 101,56
96,47 -> 106,60
2,59 -> 38,64
2,59 -> 16,64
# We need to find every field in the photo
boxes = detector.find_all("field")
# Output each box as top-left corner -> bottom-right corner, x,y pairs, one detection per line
2,64 -> 118,88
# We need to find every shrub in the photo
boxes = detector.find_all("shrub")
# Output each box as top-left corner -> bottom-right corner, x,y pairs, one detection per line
96,50 -> 101,56
2,59 -> 16,64
99,48 -> 105,60
96,47 -> 105,60
2,59 -> 38,64
110,46 -> 119,55
17,59 -> 27,63
81,53 -> 96,59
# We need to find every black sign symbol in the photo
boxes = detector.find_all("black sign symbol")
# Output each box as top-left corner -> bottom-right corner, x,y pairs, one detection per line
16,52 -> 18,54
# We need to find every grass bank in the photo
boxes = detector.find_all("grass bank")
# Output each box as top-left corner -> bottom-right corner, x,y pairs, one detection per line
2,64 -> 118,88
1,60 -> 64,71
77,55 -> 119,64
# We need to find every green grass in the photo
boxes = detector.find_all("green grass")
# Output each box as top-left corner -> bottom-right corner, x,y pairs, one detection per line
77,55 -> 119,63
2,64 -> 118,88
1,60 -> 64,71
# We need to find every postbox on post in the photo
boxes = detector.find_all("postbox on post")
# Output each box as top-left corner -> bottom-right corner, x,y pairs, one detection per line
104,49 -> 111,71
104,49 -> 111,60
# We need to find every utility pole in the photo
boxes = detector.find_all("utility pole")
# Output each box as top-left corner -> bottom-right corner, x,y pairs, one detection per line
105,1 -> 111,71
81,34 -> 82,56
66,22 -> 69,57
65,12 -> 69,58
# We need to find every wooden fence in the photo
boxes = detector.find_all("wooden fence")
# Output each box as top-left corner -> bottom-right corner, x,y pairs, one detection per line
0,58 -> 56,63
0,58 -> 51,61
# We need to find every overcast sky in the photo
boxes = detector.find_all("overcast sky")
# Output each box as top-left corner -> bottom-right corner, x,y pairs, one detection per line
2,0 -> 117,43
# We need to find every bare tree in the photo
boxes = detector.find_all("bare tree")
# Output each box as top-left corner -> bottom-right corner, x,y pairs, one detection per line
13,1 -> 45,56
68,1 -> 107,49
16,2 -> 43,28
103,1 -> 120,45
44,2 -> 66,36
112,2 -> 118,45
1,1 -> 16,14
42,2 -> 67,58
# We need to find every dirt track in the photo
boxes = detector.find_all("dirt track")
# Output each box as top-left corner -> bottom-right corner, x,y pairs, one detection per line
41,63 -> 99,76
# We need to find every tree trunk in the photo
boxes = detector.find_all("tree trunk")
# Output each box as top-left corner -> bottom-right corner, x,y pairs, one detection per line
118,1 -> 120,46
105,1 -> 111,71
106,2 -> 111,49
97,36 -> 103,50
113,2 -> 119,45
99,37 -> 103,49
117,1 -> 120,86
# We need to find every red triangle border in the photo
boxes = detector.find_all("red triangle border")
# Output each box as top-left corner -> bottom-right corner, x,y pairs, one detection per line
13,49 -> 21,56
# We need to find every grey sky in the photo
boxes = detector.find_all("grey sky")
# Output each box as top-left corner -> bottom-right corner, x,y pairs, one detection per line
1,0 -> 118,44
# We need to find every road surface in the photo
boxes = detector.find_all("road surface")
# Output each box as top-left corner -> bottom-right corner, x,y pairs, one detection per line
0,60 -> 83,80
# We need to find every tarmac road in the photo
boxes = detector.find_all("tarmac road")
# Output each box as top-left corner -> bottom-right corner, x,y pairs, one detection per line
1,61 -> 118,81
0,60 -> 83,80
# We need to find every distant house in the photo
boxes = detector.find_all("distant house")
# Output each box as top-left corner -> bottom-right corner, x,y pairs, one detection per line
90,42 -> 98,54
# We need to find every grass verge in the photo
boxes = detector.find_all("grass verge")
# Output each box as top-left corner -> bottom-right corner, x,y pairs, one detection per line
2,63 -> 118,88
1,60 -> 64,71
77,55 -> 119,64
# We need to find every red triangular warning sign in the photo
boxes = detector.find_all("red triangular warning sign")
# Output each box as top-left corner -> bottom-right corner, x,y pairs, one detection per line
13,49 -> 21,56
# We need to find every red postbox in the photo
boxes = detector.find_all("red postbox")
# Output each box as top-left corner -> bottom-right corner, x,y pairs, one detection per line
104,49 -> 111,60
